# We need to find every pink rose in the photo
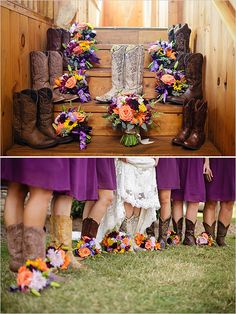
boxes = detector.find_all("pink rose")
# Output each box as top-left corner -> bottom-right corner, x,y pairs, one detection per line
161,74 -> 176,85
73,45 -> 83,55
65,76 -> 77,89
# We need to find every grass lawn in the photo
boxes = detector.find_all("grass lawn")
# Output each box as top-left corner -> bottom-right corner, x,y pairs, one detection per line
1,234 -> 235,314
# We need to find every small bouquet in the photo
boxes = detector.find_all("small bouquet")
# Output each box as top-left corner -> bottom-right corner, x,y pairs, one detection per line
104,94 -> 157,147
134,233 -> 161,251
148,40 -> 177,72
102,231 -> 132,253
196,232 -> 215,246
10,259 -> 60,296
74,236 -> 101,258
53,105 -> 92,149
166,230 -> 180,245
155,65 -> 188,102
54,66 -> 91,102
69,22 -> 97,41
46,246 -> 70,270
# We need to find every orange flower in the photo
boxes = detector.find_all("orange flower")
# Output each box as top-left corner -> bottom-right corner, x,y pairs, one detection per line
119,105 -> 134,122
35,258 -> 48,272
135,112 -> 146,126
17,269 -> 32,288
55,122 -> 64,135
202,232 -> 209,240
113,108 -> 119,115
155,242 -> 161,250
74,112 -> 86,123
75,33 -> 83,39
79,247 -> 91,258
135,233 -> 145,246
145,240 -> 152,250
166,48 -> 176,59
122,237 -> 130,246
65,76 -> 77,89
60,251 -> 70,270
161,74 -> 176,86
73,45 -> 84,55
54,78 -> 61,87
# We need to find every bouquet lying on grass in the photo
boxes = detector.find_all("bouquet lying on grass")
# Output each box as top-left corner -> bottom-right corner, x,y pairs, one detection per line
53,105 -> 92,150
196,232 -> 215,246
166,230 -> 180,245
54,66 -> 91,102
134,233 -> 161,251
46,246 -> 70,270
74,236 -> 101,258
101,231 -> 133,253
104,94 -> 158,147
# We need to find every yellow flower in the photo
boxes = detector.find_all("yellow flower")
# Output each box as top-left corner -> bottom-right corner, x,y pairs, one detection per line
74,74 -> 83,81
80,41 -> 91,51
87,23 -> 94,29
138,103 -> 147,113
173,80 -> 182,92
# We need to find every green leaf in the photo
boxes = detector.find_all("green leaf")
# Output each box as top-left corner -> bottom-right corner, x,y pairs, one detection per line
174,61 -> 179,70
31,289 -> 41,297
67,64 -> 72,72
50,281 -> 61,288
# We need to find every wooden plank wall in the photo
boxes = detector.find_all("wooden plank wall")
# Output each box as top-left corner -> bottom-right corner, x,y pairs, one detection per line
1,1 -> 53,155
182,0 -> 235,155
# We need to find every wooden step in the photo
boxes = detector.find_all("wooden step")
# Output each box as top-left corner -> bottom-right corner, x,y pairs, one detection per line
94,27 -> 168,44
6,136 -> 221,156
53,101 -> 183,136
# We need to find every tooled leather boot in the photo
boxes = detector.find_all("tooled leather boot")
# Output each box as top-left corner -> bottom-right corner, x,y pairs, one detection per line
13,89 -> 57,149
23,226 -> 46,261
146,221 -> 156,237
203,221 -> 216,239
174,23 -> 191,53
183,218 -> 196,246
168,25 -> 176,43
158,217 -> 171,249
6,223 -> 24,272
61,28 -> 71,70
216,221 -> 229,247
47,28 -> 62,51
172,99 -> 194,146
167,53 -> 203,104
81,217 -> 99,238
182,100 -> 207,150
172,217 -> 183,242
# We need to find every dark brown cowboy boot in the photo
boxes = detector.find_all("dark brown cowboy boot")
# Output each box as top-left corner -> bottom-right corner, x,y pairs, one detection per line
183,218 -> 196,246
203,221 -> 216,239
23,226 -> 46,261
216,221 -> 229,247
48,51 -> 78,102
81,218 -> 99,238
61,28 -> 71,70
168,25 -> 176,43
175,23 -> 191,53
47,28 -> 62,51
182,100 -> 207,150
146,221 -> 156,237
6,223 -> 24,272
172,217 -> 183,242
167,53 -> 203,104
13,89 -> 57,149
158,217 -> 171,249
172,99 -> 194,146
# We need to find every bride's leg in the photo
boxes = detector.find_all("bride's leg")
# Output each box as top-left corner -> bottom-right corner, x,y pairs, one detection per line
124,202 -> 134,218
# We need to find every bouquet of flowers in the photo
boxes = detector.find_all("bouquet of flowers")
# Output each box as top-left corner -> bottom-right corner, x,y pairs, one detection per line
53,105 -> 92,149
166,230 -> 180,245
196,232 -> 215,246
46,246 -> 70,270
10,259 -> 60,296
134,233 -> 161,251
69,22 -> 97,41
104,94 -> 157,147
155,65 -> 188,102
74,236 -> 101,258
54,66 -> 91,102
102,231 -> 132,253
148,40 -> 177,72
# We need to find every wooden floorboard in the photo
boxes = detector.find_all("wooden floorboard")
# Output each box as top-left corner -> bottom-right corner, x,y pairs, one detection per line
6,136 -> 221,156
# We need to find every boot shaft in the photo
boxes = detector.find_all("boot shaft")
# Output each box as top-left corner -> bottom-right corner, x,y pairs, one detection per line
185,53 -> 203,88
216,221 -> 229,246
37,88 -> 54,130
23,226 -> 46,261
203,221 -> 216,239
6,223 -> 24,272
192,100 -> 207,132
48,51 -> 63,86
30,51 -> 50,90
81,217 -> 99,238
111,44 -> 127,90
172,217 -> 183,241
47,28 -> 62,51
182,99 -> 195,129
175,23 -> 191,53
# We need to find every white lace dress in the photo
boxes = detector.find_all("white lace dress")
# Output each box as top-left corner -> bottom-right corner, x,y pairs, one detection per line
96,158 -> 160,242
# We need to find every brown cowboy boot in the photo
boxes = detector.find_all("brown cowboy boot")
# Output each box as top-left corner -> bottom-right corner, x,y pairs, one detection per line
23,226 -> 46,261
81,217 -> 99,238
47,28 -> 62,51
203,221 -> 216,239
183,218 -> 196,246
158,217 -> 171,249
6,223 -> 24,272
61,29 -> 71,70
175,23 -> 191,53
172,217 -> 183,242
168,25 -> 176,43
167,53 -> 203,104
216,221 -> 230,247
172,99 -> 194,146
182,100 -> 207,150
13,90 -> 57,149
146,221 -> 156,237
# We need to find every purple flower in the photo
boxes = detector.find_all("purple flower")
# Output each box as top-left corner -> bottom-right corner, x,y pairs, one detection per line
28,270 -> 47,291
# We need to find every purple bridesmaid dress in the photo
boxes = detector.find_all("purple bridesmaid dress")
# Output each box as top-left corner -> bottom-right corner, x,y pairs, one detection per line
206,158 -> 235,201
171,158 -> 205,202
156,158 -> 180,190
1,158 -> 70,192
96,158 -> 116,190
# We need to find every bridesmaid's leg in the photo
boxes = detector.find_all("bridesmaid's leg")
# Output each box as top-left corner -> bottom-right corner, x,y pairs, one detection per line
89,189 -> 114,223
158,190 -> 171,248
185,202 -> 199,223
83,201 -> 96,220
216,201 -> 234,246
203,201 -> 217,238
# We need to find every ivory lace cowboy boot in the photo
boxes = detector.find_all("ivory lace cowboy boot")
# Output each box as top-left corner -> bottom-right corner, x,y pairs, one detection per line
172,217 -> 183,242
203,221 -> 216,239
122,45 -> 145,95
158,217 -> 171,249
23,226 -> 46,261
50,215 -> 84,269
30,51 -> 64,103
182,99 -> 207,150
216,221 -> 230,246
183,218 -> 196,246
13,89 -> 57,149
172,99 -> 194,146
174,23 -> 191,53
6,223 -> 24,272
95,44 -> 127,103
167,53 -> 203,104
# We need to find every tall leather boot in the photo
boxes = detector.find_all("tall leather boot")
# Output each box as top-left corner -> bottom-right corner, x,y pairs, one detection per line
30,51 -> 64,103
172,217 -> 183,242
122,45 -> 144,95
48,51 -> 79,102
182,100 -> 207,150
95,44 -> 127,103
13,89 -> 57,149
216,221 -> 229,247
183,218 -> 196,246
203,221 -> 216,239
6,223 -> 24,272
174,23 -> 191,53
167,53 -> 203,104
61,29 -> 71,70
146,221 -> 156,237
168,25 -> 176,43
172,99 -> 194,146
158,217 -> 171,249
47,28 -> 62,51
23,226 -> 46,261
50,215 -> 84,269
81,217 -> 99,238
